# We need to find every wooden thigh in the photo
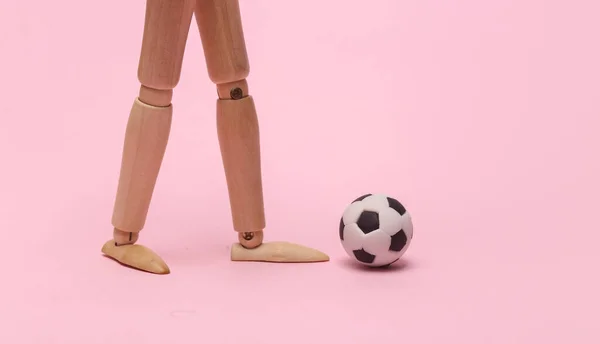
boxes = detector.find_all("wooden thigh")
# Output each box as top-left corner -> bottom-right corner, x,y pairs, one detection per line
138,0 -> 195,90
194,0 -> 250,85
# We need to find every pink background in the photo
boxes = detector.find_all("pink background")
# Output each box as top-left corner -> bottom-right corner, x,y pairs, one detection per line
1,0 -> 599,343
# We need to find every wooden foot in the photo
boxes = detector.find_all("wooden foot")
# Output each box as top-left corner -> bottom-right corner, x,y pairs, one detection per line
231,242 -> 330,263
101,240 -> 170,274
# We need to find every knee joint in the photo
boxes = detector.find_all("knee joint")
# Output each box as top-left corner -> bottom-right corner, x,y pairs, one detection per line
217,79 -> 249,100
138,85 -> 173,107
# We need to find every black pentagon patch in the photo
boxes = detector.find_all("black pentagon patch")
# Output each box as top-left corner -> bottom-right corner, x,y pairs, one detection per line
352,194 -> 372,203
387,197 -> 406,215
389,229 -> 407,252
356,211 -> 379,234
339,218 -> 345,240
353,248 -> 375,264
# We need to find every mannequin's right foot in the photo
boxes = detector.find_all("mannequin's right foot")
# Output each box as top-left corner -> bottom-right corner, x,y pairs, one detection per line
101,230 -> 169,274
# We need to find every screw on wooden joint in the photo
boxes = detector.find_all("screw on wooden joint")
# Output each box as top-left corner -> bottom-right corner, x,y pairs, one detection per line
230,87 -> 244,100
242,232 -> 254,241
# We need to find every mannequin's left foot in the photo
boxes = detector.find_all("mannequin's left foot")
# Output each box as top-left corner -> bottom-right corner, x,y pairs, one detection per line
231,240 -> 329,263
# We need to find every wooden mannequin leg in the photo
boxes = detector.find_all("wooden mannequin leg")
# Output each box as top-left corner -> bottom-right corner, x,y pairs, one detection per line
194,0 -> 265,249
103,0 -> 195,274
216,87 -> 266,248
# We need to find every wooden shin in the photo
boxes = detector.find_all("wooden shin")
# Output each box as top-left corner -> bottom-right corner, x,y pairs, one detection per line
217,90 -> 266,248
111,99 -> 172,238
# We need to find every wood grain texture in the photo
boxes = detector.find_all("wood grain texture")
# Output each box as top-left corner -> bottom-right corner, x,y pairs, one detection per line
111,99 -> 172,232
138,0 -> 195,90
194,0 -> 249,84
216,95 -> 266,233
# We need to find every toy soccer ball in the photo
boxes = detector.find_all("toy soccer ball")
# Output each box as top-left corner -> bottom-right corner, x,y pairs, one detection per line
339,193 -> 413,267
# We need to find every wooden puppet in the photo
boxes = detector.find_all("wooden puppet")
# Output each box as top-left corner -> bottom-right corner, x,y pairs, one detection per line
101,0 -> 329,274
